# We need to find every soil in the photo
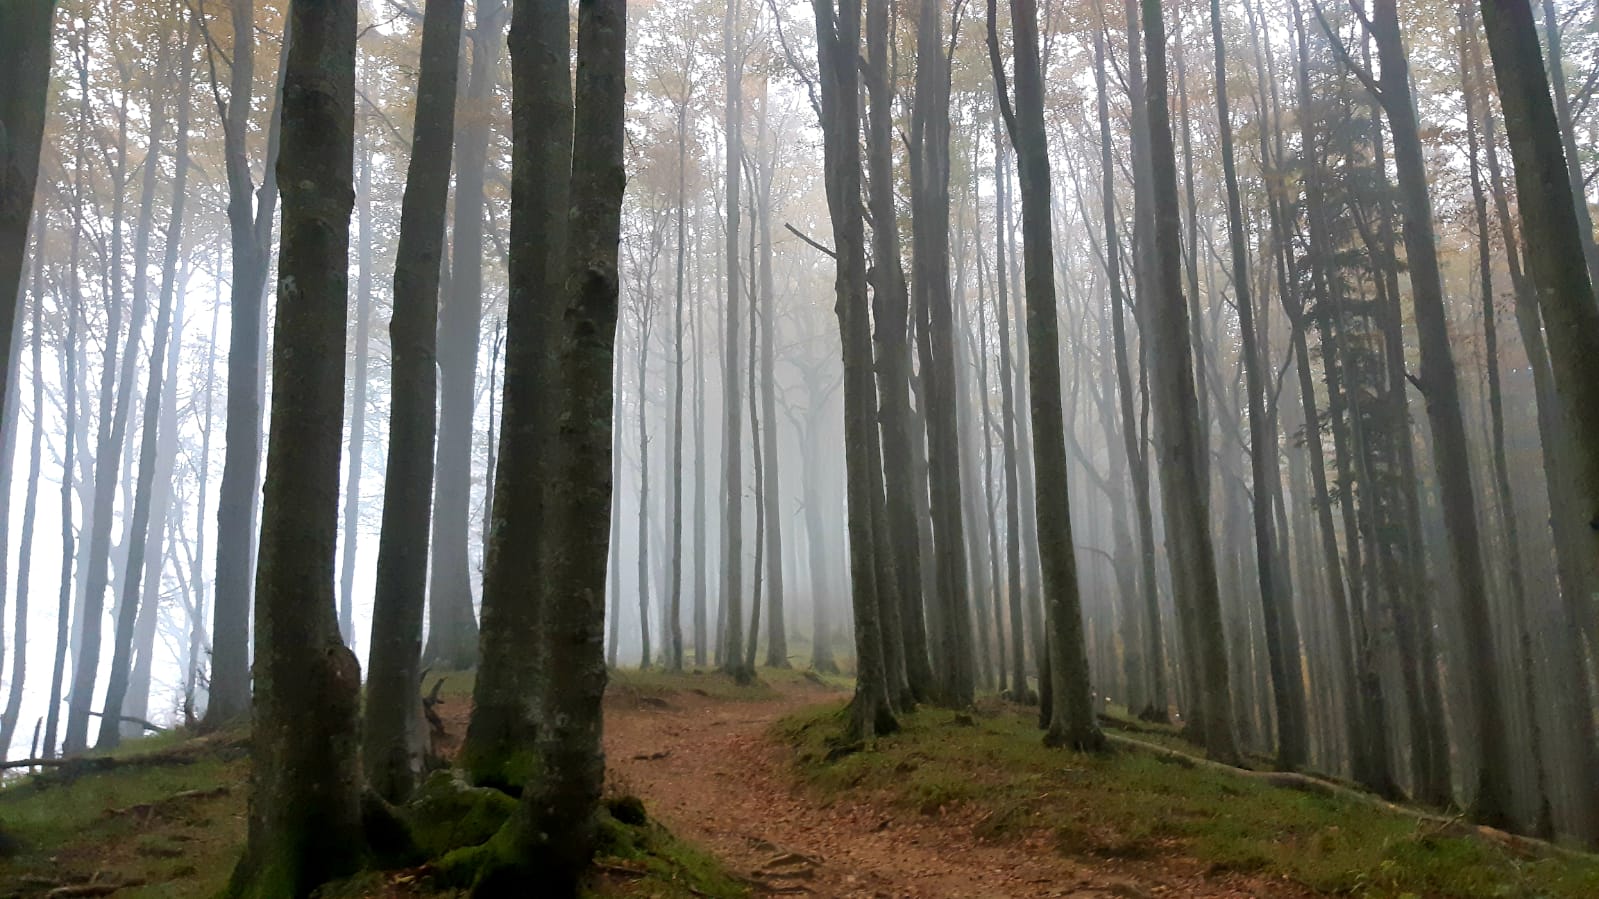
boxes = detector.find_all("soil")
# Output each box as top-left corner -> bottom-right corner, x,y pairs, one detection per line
591,677 -> 1314,899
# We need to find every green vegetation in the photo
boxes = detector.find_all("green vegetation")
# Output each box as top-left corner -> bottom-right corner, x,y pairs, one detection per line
777,700 -> 1599,898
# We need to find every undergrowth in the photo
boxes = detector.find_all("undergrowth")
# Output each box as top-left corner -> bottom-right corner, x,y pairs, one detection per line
0,665 -> 812,899
776,700 -> 1599,898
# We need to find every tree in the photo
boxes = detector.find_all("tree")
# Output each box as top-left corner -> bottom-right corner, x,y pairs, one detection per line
812,0 -> 897,741
720,0 -> 749,682
1207,0 -> 1307,770
0,0 -> 54,430
428,0 -> 508,672
365,0 -> 465,803
225,0 -> 364,892
462,0 -> 572,791
1479,0 -> 1599,682
988,0 -> 1104,751
907,0 -> 974,708
1137,0 -> 1241,765
468,0 -> 625,890
207,0 -> 287,727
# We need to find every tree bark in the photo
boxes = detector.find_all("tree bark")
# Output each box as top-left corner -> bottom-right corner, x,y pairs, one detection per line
0,0 -> 54,430
428,0 -> 506,672
365,0 -> 464,803
208,0 -> 288,727
989,0 -> 1105,750
338,76 -> 375,650
1137,0 -> 1240,765
462,0 -> 571,790
1207,0 -> 1307,771
225,0 -> 364,892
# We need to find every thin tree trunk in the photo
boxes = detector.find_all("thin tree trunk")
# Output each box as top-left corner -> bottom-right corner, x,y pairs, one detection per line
989,0 -> 1105,750
99,23 -> 195,748
1137,0 -> 1240,765
719,0 -> 748,682
365,0 -> 463,803
338,76 -> 375,650
208,0 -> 287,727
428,0 -> 505,672
0,251 -> 44,759
1208,0 -> 1307,771
668,98 -> 689,672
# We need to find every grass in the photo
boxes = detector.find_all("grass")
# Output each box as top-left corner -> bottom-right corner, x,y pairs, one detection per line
0,728 -> 249,899
0,662 -> 819,899
776,699 -> 1599,898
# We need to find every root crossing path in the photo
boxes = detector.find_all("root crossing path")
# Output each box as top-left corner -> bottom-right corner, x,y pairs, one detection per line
601,676 -> 1297,899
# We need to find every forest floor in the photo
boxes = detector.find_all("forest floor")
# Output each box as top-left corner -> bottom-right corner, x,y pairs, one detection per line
5,669 -> 1599,899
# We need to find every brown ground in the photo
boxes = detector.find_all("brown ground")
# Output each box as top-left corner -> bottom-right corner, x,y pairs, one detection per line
589,678 -> 1313,899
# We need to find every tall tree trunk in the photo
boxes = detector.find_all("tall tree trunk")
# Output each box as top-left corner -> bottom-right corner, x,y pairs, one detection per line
100,23 -> 195,748
1,253 -> 43,759
1468,4 -> 1599,841
225,0 -> 364,892
365,0 -> 463,803
1480,0 -> 1599,694
428,0 -> 506,672
990,115 -> 1029,702
473,0 -> 625,886
719,0 -> 749,682
636,303 -> 654,668
462,0 -> 571,791
989,0 -> 1105,750
1137,0 -> 1240,765
1207,0 -> 1307,771
1356,0 -> 1510,826
208,0 -> 287,727
0,0 -> 54,425
813,0 -> 897,740
901,0 -> 974,709
668,99 -> 689,672
1091,20 -> 1168,723
692,200 -> 710,668
338,76 -> 375,650
1456,2 -> 1551,835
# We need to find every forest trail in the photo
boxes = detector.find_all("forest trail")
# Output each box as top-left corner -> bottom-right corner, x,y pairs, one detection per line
594,677 -> 1301,899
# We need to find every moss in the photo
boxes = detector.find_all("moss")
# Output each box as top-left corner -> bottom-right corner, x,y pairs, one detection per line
404,770 -> 519,858
776,700 -> 1599,899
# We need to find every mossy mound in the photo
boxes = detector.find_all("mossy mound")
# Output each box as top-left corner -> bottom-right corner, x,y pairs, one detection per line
403,769 -> 519,858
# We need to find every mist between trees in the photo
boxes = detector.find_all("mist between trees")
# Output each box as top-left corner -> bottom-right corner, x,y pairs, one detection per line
2,0 -> 1599,892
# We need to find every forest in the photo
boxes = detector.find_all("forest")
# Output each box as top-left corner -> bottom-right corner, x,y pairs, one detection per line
2,0 -> 1599,895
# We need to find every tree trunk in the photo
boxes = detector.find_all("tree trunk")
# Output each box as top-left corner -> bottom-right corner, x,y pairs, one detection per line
1207,0 -> 1307,771
668,99 -> 689,672
1137,0 -> 1240,765
365,0 -> 464,803
636,299 -> 654,668
462,0 -> 571,791
225,0 -> 364,892
473,0 -> 625,887
338,77 -> 375,650
989,0 -> 1105,750
428,0 -> 506,672
1359,0 -> 1509,826
1,252 -> 44,759
208,0 -> 287,727
812,0 -> 897,741
99,22 -> 195,748
0,0 -> 54,427
1091,21 -> 1168,723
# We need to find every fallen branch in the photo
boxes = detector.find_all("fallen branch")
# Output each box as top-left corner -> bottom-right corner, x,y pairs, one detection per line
46,879 -> 145,899
783,222 -> 836,259
85,711 -> 167,733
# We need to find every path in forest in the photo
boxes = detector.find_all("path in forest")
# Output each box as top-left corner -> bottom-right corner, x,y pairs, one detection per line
601,677 -> 1300,899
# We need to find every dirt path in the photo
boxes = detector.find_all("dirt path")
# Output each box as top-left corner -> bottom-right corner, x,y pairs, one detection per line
602,679 -> 1296,898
